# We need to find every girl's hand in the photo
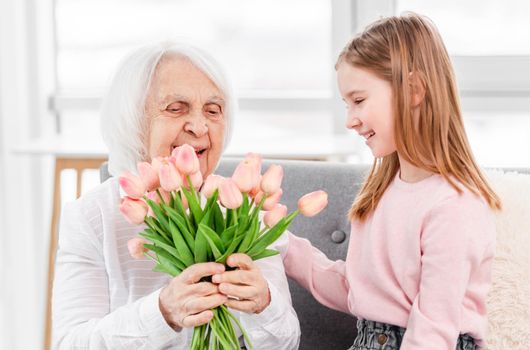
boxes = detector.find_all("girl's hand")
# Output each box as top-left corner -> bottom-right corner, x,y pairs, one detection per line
159,262 -> 227,330
212,253 -> 271,314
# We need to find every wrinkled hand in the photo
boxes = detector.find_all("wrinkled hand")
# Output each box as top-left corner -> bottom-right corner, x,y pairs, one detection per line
159,262 -> 227,330
212,253 -> 271,314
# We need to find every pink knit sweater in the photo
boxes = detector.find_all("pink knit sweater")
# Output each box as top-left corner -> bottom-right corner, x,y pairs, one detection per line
283,172 -> 496,349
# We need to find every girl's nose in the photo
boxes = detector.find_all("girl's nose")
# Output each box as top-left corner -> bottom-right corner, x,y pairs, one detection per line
345,116 -> 362,130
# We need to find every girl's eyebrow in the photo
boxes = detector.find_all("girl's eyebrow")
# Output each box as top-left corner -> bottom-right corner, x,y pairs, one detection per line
346,90 -> 366,98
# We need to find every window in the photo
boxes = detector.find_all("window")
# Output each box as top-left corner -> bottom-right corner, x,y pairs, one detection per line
53,0 -> 335,151
394,0 -> 530,167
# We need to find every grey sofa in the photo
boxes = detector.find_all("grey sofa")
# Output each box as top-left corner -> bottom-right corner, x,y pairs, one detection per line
100,158 -> 370,349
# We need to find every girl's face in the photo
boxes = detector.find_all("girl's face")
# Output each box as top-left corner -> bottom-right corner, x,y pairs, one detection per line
337,62 -> 396,158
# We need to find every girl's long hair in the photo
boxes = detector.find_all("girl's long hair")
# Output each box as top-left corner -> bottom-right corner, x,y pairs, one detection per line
337,13 -> 502,221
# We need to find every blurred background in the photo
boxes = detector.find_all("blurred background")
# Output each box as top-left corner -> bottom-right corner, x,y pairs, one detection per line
0,0 -> 529,348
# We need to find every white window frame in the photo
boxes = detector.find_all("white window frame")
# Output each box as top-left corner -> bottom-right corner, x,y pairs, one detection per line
48,0 -> 530,135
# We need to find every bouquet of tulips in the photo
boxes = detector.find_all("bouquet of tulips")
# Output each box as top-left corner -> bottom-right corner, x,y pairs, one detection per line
118,144 -> 328,350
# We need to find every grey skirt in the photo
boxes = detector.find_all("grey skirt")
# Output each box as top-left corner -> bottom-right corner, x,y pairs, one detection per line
347,319 -> 477,350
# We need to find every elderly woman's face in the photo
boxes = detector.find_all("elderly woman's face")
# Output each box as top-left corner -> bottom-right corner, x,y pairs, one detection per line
145,56 -> 226,177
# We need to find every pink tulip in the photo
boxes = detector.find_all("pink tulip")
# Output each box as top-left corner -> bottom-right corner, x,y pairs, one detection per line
151,156 -> 164,174
262,189 -> 283,211
183,171 -> 203,190
119,171 -> 146,199
127,237 -> 148,259
263,204 -> 288,227
298,190 -> 328,217
248,175 -> 262,198
261,165 -> 283,194
171,145 -> 181,158
119,196 -> 148,224
174,144 -> 200,175
232,159 -> 259,193
159,160 -> 182,192
218,178 -> 243,209
244,152 -> 262,175
202,174 -> 224,198
137,162 -> 159,191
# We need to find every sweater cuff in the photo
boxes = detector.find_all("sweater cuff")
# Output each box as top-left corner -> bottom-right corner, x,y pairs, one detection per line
139,288 -> 184,347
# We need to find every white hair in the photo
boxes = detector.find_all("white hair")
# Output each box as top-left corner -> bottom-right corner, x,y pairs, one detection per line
100,41 -> 236,176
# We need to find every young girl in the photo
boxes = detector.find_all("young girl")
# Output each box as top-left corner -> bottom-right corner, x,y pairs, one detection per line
283,13 -> 501,350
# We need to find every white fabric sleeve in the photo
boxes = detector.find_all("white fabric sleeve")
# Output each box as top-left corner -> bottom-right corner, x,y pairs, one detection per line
52,200 -> 183,350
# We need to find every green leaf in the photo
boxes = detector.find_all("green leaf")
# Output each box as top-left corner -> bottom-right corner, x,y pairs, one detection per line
182,180 -> 204,224
220,225 -> 237,246
153,262 -> 181,276
237,216 -> 259,253
145,244 -> 183,276
246,211 -> 297,257
145,198 -> 170,231
213,201 -> 225,234
198,224 -> 225,261
144,216 -> 171,242
250,248 -> 280,260
168,218 -> 195,267
215,233 -> 245,264
163,205 -> 195,251
138,231 -> 172,248
194,228 -> 208,263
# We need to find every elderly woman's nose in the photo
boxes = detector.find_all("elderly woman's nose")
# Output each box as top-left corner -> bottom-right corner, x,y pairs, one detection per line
184,114 -> 208,137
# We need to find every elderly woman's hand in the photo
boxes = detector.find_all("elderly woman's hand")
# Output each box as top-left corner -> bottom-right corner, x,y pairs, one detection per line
159,262 -> 227,330
212,253 -> 271,314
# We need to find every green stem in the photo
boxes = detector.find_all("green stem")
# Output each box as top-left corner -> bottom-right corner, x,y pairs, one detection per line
223,305 -> 254,350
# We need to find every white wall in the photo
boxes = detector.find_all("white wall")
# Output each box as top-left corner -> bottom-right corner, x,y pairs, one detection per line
0,0 -> 55,348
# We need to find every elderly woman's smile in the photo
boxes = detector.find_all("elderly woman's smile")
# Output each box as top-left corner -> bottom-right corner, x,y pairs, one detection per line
145,55 -> 226,177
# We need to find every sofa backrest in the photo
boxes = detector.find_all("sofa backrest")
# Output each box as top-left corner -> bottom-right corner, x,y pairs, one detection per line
215,158 -> 367,350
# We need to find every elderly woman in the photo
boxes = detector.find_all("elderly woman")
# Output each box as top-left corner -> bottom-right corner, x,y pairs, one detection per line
52,42 -> 300,349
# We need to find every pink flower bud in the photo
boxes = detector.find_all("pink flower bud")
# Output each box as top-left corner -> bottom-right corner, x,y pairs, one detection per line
202,174 -> 224,198
159,160 -> 182,192
263,204 -> 288,228
174,144 -> 200,175
118,171 -> 146,199
151,156 -> 164,174
218,178 -> 243,209
298,190 -> 328,217
183,171 -> 203,190
137,162 -> 159,191
261,165 -> 283,194
127,237 -> 148,259
119,196 -> 148,224
262,189 -> 283,211
232,159 -> 259,193
244,152 -> 262,174
248,175 -> 262,198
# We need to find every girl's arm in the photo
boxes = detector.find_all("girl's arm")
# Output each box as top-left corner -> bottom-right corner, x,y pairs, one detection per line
401,195 -> 495,349
53,200 -> 182,349
279,231 -> 350,314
